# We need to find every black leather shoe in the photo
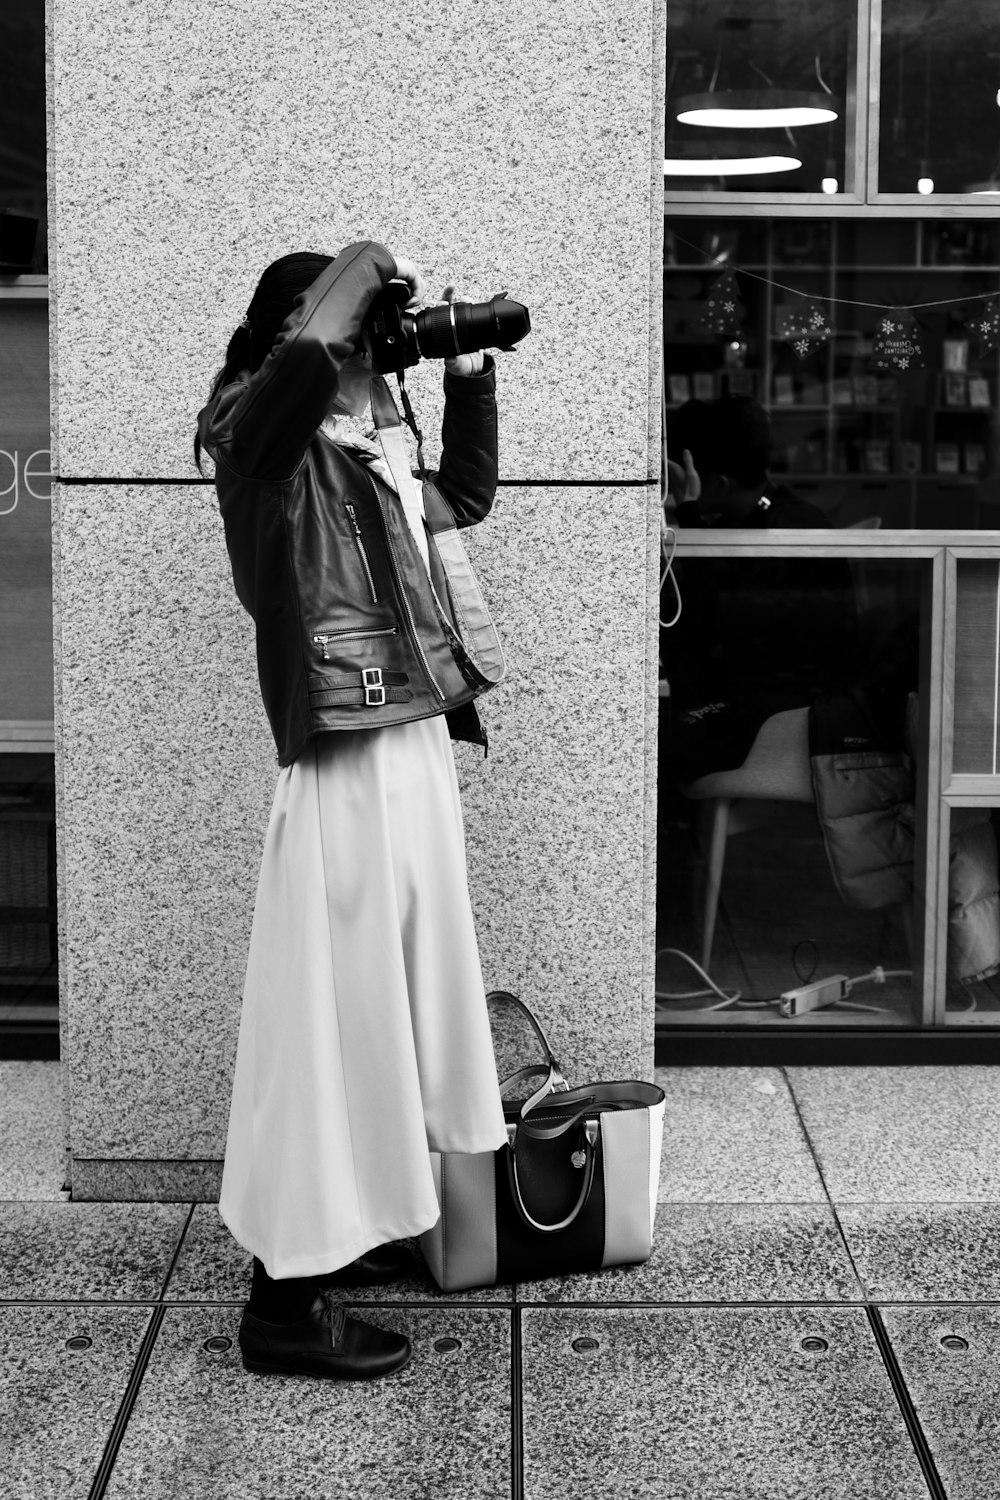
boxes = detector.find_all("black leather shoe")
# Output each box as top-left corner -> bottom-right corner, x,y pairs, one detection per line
239,1291 -> 411,1380
319,1241 -> 415,1287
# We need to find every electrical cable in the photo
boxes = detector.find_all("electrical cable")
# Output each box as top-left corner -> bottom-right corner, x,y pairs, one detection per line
655,946 -> 781,1011
832,964 -> 912,1014
659,520 -> 682,628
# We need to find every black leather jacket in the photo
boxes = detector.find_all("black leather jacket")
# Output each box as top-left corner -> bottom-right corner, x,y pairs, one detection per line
196,240 -> 502,766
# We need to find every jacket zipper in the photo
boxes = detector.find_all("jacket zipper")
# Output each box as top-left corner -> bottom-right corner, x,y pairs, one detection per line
312,625 -> 398,662
366,476 -> 447,702
344,501 -> 379,604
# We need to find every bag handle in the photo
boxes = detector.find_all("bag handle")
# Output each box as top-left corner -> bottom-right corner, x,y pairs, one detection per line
505,1118 -> 599,1233
487,989 -> 570,1096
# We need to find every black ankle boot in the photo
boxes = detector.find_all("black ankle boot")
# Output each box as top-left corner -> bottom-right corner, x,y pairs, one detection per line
239,1289 -> 411,1380
319,1241 -> 414,1287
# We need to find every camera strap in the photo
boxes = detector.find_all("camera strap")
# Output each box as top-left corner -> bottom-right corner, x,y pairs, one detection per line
370,372 -> 507,694
370,374 -> 431,573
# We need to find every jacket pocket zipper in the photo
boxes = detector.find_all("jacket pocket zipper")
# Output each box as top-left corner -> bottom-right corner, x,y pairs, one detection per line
365,478 -> 447,702
345,501 -> 379,604
312,625 -> 398,662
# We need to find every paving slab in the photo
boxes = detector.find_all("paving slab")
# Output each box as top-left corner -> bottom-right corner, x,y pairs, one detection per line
104,1304 -> 511,1498
164,1204 -> 514,1304
522,1305 -> 928,1500
840,1204 -> 1000,1301
881,1304 -> 1000,1500
655,1067 -> 825,1202
519,1203 -> 861,1304
0,1061 -> 66,1200
0,1202 -> 189,1300
787,1066 -> 1000,1201
0,1303 -> 150,1500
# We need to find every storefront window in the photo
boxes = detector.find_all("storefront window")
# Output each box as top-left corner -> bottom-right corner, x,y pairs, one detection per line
664,217 -> 1000,529
665,0 -> 858,198
878,0 -> 1000,198
0,0 -> 46,272
0,0 -> 54,1028
657,556 -> 925,1028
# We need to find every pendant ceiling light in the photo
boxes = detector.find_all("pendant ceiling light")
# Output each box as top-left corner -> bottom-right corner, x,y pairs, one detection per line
675,89 -> 838,129
664,141 -> 802,177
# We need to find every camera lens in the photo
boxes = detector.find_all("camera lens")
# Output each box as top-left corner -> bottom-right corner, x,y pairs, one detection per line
412,296 -> 530,360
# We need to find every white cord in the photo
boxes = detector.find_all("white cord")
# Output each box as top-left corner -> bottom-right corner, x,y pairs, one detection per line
833,964 -> 913,1014
660,520 -> 682,629
656,947 -> 740,1008
655,946 -> 752,1011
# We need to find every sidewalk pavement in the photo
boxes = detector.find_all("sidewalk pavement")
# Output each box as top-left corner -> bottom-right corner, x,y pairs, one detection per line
3,1060 -> 1000,1497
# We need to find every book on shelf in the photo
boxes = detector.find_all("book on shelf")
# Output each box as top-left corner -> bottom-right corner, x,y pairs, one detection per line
864,440 -> 891,475
934,443 -> 961,475
773,374 -> 795,405
943,338 -> 970,373
900,441 -> 922,475
968,376 -> 991,409
667,375 -> 691,404
943,373 -> 968,407
964,443 -> 987,476
692,372 -> 715,401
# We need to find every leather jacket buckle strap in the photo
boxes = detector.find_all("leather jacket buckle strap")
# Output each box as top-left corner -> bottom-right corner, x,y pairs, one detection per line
307,669 -> 412,711
363,667 -> 385,706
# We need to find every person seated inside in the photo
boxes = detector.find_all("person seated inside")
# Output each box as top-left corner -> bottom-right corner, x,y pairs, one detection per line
661,397 -> 863,778
665,394 -> 828,529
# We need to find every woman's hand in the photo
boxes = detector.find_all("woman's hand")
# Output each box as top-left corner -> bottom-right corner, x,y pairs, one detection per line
391,256 -> 427,309
439,285 -> 485,377
666,448 -> 701,509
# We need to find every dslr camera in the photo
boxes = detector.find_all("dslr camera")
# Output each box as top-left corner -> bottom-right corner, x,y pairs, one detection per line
364,281 -> 530,375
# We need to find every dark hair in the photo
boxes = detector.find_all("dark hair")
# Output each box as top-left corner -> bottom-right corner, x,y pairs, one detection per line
193,251 -> 334,474
667,396 -> 772,490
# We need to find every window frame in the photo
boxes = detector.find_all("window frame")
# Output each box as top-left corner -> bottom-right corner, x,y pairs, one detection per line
0,273 -> 53,755
665,0 -> 1000,215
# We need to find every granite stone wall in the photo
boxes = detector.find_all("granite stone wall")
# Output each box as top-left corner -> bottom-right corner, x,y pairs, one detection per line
49,0 -> 665,1196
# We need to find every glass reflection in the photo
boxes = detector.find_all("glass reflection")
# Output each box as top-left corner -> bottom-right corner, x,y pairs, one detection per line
665,0 -> 856,196
0,0 -> 46,272
664,218 -> 1000,528
879,0 -> 1000,196
656,558 -> 922,1024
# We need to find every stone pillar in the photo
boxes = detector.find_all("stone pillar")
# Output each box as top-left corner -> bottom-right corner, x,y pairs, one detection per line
49,0 -> 665,1197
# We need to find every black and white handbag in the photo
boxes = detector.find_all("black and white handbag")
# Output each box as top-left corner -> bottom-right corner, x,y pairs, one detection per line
421,992 -> 665,1292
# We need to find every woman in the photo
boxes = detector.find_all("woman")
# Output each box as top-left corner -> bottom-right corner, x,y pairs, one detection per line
195,240 -> 509,1380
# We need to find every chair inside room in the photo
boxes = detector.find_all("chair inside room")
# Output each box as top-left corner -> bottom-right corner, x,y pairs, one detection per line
681,707 -> 814,972
679,513 -> 888,975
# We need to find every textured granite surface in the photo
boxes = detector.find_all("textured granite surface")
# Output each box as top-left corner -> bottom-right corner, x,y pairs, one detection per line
457,485 -> 653,1086
0,1303 -> 151,1500
840,1204 -> 1000,1302
881,1304 -> 1000,1500
49,0 -> 659,483
106,1305 -> 511,1498
57,483 -> 275,1162
0,1202 -> 189,1301
519,1203 -> 862,1304
787,1066 -> 1000,1201
655,1066 -> 826,1202
70,1160 -> 223,1203
0,1061 -> 67,1199
165,1205 -> 513,1304
522,1306 -> 928,1499
59,483 -> 653,1174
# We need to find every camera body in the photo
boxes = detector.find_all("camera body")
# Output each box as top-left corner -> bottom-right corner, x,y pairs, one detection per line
363,281 -> 530,375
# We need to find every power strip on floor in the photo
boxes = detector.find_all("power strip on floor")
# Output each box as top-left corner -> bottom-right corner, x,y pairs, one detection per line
779,975 -> 850,1018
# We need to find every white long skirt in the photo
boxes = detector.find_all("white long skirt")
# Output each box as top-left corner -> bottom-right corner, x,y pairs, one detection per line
219,715 -> 507,1280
